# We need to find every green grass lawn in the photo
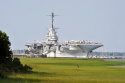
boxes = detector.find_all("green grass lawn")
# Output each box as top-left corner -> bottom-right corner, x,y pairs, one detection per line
1,58 -> 125,83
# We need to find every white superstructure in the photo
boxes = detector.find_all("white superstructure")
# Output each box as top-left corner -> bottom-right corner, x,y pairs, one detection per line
25,12 -> 103,58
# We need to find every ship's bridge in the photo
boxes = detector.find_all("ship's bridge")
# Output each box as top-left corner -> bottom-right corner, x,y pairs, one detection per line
46,12 -> 58,43
47,27 -> 58,42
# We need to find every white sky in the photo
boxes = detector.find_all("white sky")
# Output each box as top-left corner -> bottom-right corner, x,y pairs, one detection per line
0,0 -> 125,52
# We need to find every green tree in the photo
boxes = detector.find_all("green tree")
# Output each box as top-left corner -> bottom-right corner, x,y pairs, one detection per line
0,30 -> 32,78
0,30 -> 12,64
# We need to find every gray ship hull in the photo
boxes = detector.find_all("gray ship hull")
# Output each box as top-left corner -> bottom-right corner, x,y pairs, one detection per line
46,44 -> 103,58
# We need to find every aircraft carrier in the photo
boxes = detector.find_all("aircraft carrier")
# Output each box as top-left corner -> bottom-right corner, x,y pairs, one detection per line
25,12 -> 103,58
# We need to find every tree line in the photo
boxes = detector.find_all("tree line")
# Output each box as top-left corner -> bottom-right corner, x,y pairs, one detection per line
90,52 -> 125,56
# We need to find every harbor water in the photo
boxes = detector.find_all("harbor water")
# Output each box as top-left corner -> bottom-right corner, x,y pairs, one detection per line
103,59 -> 125,61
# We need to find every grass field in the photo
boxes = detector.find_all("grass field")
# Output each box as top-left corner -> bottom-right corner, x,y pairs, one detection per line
1,58 -> 125,83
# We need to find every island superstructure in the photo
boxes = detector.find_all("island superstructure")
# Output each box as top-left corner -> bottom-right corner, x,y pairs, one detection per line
25,12 -> 103,58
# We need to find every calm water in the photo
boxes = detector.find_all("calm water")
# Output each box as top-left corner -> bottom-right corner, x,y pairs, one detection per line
103,59 -> 125,67
103,59 -> 125,61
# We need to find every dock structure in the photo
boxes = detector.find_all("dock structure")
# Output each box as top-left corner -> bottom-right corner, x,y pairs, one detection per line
12,49 -> 125,59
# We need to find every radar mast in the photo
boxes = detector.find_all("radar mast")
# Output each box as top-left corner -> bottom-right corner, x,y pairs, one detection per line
49,12 -> 57,28
51,12 -> 54,28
